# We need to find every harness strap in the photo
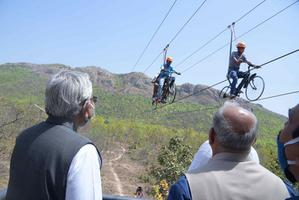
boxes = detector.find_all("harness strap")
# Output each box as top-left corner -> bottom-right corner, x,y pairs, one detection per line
231,22 -> 237,41
163,44 -> 170,65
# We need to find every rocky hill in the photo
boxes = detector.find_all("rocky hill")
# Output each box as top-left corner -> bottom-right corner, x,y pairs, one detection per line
0,62 -> 238,105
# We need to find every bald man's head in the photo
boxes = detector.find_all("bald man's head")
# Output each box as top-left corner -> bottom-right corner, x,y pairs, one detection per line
223,104 -> 256,135
212,101 -> 258,151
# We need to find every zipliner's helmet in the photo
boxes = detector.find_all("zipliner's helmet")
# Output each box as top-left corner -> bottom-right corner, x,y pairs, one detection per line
236,42 -> 246,48
166,57 -> 173,62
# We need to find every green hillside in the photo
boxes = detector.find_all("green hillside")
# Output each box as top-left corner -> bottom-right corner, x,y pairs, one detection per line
0,64 -> 287,195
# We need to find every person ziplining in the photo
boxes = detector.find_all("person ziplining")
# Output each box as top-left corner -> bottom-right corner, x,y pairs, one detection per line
227,42 -> 260,97
219,23 -> 265,101
151,44 -> 181,108
152,56 -> 181,105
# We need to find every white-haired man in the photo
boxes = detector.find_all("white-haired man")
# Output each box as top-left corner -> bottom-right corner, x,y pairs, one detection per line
7,70 -> 102,200
168,101 -> 290,200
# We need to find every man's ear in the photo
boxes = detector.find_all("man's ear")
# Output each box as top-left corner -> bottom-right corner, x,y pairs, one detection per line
84,101 -> 95,118
209,128 -> 216,146
80,102 -> 90,118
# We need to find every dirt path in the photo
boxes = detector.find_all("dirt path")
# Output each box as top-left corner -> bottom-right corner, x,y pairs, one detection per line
108,146 -> 126,196
101,145 -> 149,198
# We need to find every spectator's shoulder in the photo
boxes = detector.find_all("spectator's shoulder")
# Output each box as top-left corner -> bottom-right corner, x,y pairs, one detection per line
259,165 -> 288,187
285,181 -> 299,198
286,196 -> 299,200
168,176 -> 191,200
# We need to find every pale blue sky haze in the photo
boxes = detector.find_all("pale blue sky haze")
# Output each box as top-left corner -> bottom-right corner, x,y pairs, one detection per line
0,0 -> 298,116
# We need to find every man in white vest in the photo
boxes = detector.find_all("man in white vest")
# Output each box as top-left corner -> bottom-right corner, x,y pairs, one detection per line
168,101 -> 289,200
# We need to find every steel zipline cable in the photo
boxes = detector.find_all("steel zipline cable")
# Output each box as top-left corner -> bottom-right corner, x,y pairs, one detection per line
234,0 -> 266,24
131,0 -> 179,72
125,0 -> 209,100
259,48 -> 299,67
175,28 -> 228,68
168,0 -> 208,45
152,48 -> 299,112
175,0 -> 266,68
236,0 -> 299,41
174,80 -> 227,103
142,50 -> 164,74
254,90 -> 299,102
157,90 -> 299,118
180,0 -> 299,73
130,1 -> 298,118
141,0 -> 208,74
156,79 -> 228,111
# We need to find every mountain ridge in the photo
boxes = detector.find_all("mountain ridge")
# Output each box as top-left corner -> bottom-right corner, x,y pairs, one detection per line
0,62 -> 286,120
0,62 -> 254,105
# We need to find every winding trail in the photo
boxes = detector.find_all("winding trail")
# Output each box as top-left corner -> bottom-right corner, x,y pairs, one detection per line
108,146 -> 126,196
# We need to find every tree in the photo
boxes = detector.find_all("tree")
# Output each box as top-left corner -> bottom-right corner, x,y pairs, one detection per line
152,136 -> 193,184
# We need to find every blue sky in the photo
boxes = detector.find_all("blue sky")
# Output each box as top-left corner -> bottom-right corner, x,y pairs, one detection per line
0,0 -> 298,116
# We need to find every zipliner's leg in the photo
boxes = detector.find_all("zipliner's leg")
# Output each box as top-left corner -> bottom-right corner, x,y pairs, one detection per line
157,77 -> 165,99
152,83 -> 158,99
229,70 -> 238,95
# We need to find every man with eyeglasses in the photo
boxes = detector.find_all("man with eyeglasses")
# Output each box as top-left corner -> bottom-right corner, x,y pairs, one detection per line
277,104 -> 299,199
7,70 -> 102,200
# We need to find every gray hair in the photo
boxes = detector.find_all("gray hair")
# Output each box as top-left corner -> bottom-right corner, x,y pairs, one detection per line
45,70 -> 92,119
213,101 -> 258,151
